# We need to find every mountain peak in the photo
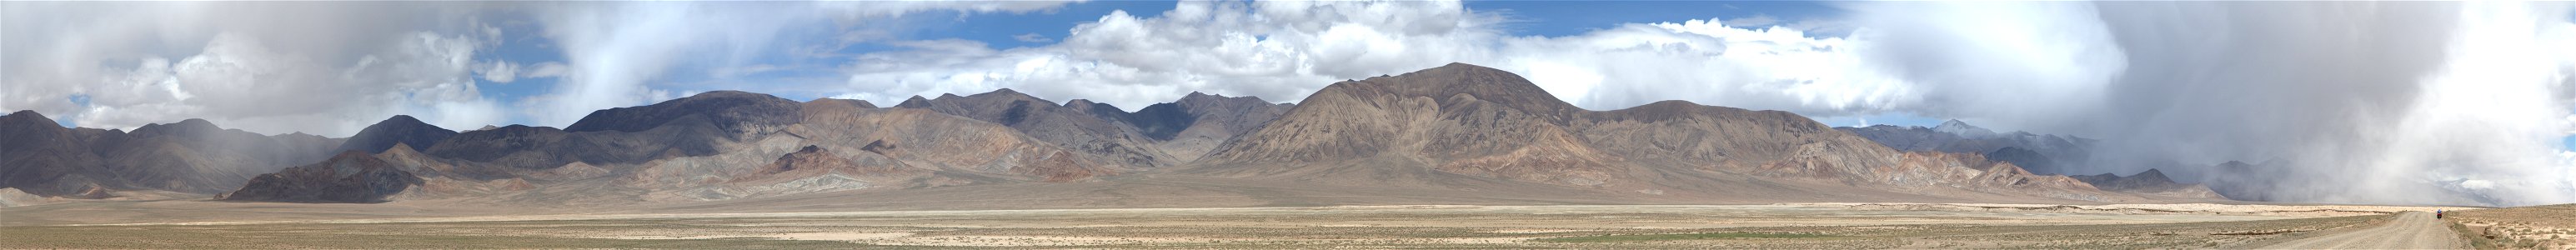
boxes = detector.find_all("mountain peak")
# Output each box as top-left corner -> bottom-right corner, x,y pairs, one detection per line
807,98 -> 877,109
0,110 -> 56,127
383,115 -> 425,124
687,90 -> 769,98
964,88 -> 1050,104
134,118 -> 224,136
1433,62 -> 1491,71
1310,62 -> 1579,122
176,118 -> 216,128
564,90 -> 801,133
2132,168 -> 2171,182
897,96 -> 933,108
338,114 -> 459,153
1176,91 -> 1274,106
1932,119 -> 1997,138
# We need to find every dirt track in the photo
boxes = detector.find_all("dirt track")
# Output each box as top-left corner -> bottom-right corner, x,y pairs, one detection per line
2258,212 -> 2463,249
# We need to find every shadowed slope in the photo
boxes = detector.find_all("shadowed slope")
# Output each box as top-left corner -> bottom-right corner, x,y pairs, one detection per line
220,151 -> 423,203
1,111 -> 344,196
337,115 -> 458,154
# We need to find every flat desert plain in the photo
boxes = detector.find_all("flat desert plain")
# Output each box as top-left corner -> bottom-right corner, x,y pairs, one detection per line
0,201 -> 2474,249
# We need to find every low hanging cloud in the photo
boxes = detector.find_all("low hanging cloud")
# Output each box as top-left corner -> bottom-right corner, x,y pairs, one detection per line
1,2 -> 1080,135
0,2 -> 509,136
1848,2 -> 2576,206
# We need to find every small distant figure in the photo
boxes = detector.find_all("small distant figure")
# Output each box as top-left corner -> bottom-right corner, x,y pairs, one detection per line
2435,209 -> 2443,219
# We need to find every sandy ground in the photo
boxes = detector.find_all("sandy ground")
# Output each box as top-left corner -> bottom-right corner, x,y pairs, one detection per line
2448,203 -> 2576,249
0,202 -> 2468,248
2258,212 -> 2464,249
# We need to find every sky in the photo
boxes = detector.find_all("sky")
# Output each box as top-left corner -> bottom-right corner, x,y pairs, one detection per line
4,1 -> 2574,207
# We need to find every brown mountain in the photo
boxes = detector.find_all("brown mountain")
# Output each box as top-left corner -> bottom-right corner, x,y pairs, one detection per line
893,89 -> 1179,168
232,92 -> 1125,204
1193,62 -> 2130,202
0,111 -> 343,196
1116,92 -> 1296,162
173,62 -> 2203,207
0,111 -> 115,198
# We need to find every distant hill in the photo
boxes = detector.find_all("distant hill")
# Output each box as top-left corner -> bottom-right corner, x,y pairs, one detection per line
1837,120 -> 2092,175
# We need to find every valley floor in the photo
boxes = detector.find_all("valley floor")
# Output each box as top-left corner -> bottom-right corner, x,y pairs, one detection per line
0,202 -> 2467,248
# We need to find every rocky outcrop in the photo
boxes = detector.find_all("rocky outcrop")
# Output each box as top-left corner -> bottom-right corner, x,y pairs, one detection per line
220,151 -> 423,203
337,115 -> 458,153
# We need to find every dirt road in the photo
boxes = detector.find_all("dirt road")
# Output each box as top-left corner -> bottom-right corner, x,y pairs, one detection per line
2258,212 -> 2463,249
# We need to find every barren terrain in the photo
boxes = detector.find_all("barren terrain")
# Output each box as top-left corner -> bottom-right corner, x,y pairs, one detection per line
2258,212 -> 2463,249
2,202 -> 2463,248
2449,203 -> 2576,249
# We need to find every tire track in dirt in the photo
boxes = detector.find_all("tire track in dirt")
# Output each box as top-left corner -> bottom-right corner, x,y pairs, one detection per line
2258,211 -> 2463,249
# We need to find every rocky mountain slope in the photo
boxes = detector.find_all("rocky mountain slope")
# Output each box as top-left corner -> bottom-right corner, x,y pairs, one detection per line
219,151 -> 424,203
889,89 -> 1296,167
1837,120 -> 2227,199
1193,62 -> 2133,202
895,89 -> 1179,169
1114,92 -> 1296,162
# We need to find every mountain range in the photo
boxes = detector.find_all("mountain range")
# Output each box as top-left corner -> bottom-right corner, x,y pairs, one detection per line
1836,120 -> 2222,199
3,63 -> 2223,208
